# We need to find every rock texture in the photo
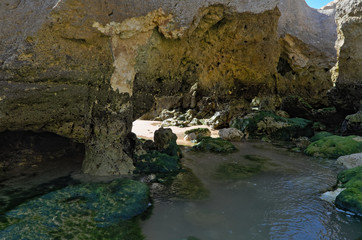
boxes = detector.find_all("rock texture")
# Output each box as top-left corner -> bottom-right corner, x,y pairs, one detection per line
329,0 -> 362,113
0,0 -> 339,175
337,153 -> 362,169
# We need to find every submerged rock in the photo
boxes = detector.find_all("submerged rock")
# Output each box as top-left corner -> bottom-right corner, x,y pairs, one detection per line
335,166 -> 362,216
305,135 -> 362,159
192,137 -> 236,153
171,168 -> 209,200
0,179 -> 150,239
214,154 -> 270,180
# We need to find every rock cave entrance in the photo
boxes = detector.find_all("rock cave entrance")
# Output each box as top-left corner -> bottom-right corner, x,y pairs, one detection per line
0,131 -> 85,174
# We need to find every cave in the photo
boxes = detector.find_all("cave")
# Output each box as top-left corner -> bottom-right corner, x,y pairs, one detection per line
0,131 -> 84,173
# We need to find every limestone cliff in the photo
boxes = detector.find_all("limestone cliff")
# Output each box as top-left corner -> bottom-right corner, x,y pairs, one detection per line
329,0 -> 362,113
0,0 -> 339,175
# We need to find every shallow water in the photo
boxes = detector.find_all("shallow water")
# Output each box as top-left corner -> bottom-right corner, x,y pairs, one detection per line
142,141 -> 362,240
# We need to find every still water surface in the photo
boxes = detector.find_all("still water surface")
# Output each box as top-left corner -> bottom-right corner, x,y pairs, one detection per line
142,142 -> 362,240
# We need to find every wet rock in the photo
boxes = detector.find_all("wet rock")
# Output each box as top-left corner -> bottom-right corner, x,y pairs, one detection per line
305,135 -> 362,159
134,151 -> 180,174
0,179 -> 150,239
184,128 -> 211,142
335,166 -> 362,216
342,111 -> 362,136
154,128 -> 181,158
218,128 -> 244,142
171,168 -> 209,200
230,111 -> 313,141
337,153 -> 362,169
192,137 -> 236,153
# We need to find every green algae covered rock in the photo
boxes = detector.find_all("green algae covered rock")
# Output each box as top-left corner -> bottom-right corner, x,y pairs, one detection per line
171,168 -> 209,200
0,179 -> 150,239
135,151 -> 180,174
335,166 -> 362,216
184,128 -> 211,142
214,154 -> 270,180
310,131 -> 334,142
230,111 -> 313,141
191,137 -> 236,153
305,135 -> 362,158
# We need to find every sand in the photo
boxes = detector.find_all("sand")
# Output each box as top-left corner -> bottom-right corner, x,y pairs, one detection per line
132,120 -> 219,146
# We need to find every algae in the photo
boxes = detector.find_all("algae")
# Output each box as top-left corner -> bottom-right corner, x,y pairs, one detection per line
214,162 -> 263,180
171,168 -> 209,200
184,128 -> 210,135
135,151 -> 180,174
191,137 -> 236,153
310,131 -> 334,142
0,179 -> 150,239
305,135 -> 362,158
230,111 -> 313,141
335,167 -> 362,215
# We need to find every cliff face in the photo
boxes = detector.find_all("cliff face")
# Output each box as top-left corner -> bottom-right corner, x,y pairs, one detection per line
0,0 -> 339,175
329,0 -> 362,113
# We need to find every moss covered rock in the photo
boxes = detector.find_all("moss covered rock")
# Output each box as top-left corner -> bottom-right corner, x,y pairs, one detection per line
171,168 -> 209,200
0,179 -> 150,239
191,137 -> 236,153
305,135 -> 362,158
230,111 -> 313,141
134,151 -> 180,174
335,166 -> 362,216
184,128 -> 211,142
310,131 -> 334,142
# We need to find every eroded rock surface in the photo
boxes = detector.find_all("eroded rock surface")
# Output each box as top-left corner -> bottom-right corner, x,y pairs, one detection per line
329,0 -> 362,113
0,0 -> 339,175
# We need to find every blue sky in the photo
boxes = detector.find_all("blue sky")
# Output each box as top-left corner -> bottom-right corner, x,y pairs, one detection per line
305,0 -> 333,9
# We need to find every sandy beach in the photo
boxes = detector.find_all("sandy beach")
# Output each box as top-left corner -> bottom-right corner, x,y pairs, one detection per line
132,120 -> 219,146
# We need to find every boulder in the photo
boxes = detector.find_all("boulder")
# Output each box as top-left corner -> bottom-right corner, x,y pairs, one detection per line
192,137 -> 236,153
230,111 -> 313,141
218,128 -> 244,141
337,153 -> 362,169
0,179 -> 150,239
184,128 -> 211,142
305,135 -> 362,159
154,128 -> 182,157
335,166 -> 362,216
342,111 -> 362,135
